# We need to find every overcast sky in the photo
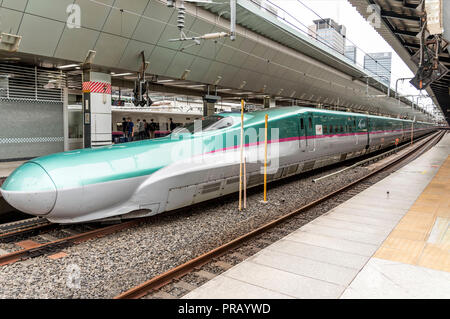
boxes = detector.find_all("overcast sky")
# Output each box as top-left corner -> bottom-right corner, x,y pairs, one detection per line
275,0 -> 434,111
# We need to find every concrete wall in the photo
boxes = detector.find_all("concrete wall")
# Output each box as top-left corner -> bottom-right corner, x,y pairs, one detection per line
0,100 -> 64,161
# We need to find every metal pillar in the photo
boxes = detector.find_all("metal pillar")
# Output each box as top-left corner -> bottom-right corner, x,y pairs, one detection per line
82,71 -> 112,148
203,94 -> 220,116
82,69 -> 91,148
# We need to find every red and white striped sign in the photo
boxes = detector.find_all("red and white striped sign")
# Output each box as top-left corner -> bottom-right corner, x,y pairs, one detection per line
82,81 -> 112,94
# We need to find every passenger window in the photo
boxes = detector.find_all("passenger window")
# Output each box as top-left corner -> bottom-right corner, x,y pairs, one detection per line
334,126 -> 338,133
340,125 -> 343,132
300,118 -> 304,130
323,125 -> 328,134
308,118 -> 312,129
329,125 -> 333,133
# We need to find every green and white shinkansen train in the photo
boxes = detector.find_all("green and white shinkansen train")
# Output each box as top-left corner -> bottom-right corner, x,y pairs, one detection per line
0,106 -> 436,223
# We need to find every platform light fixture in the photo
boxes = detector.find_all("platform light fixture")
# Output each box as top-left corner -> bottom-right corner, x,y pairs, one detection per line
158,79 -> 175,83
0,32 -> 22,52
111,72 -> 133,77
84,50 -> 96,65
214,75 -> 222,86
181,69 -> 190,80
58,64 -> 79,69
184,84 -> 205,88
239,80 -> 247,89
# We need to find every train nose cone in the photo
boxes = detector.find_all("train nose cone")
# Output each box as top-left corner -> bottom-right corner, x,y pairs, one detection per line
0,162 -> 57,216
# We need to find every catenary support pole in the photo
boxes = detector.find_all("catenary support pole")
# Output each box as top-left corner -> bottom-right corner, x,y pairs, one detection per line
244,156 -> 247,209
239,99 -> 244,211
264,113 -> 268,203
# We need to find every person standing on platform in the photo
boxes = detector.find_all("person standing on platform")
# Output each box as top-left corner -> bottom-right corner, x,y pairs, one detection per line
136,119 -> 142,140
139,119 -> 146,140
169,118 -> 176,132
143,119 -> 149,139
149,119 -> 157,139
127,117 -> 134,141
121,117 -> 128,136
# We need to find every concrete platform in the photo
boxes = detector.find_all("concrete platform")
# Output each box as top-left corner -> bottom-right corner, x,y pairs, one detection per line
0,161 -> 24,178
184,133 -> 450,299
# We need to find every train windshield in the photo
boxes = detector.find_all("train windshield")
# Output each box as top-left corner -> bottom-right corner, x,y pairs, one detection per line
172,116 -> 234,134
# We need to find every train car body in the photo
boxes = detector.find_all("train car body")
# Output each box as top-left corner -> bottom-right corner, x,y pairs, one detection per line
0,107 -> 435,223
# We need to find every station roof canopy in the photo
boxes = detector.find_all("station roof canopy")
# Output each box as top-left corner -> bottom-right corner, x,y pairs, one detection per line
0,0 -> 436,121
349,0 -> 450,124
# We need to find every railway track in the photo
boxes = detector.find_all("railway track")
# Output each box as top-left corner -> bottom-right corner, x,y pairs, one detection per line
0,217 -> 50,235
0,218 -> 149,266
115,131 -> 445,299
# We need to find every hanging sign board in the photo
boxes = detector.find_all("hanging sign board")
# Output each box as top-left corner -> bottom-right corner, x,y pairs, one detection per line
425,0 -> 443,35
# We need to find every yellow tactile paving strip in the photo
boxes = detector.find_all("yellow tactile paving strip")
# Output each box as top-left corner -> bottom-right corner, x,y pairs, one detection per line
374,156 -> 450,272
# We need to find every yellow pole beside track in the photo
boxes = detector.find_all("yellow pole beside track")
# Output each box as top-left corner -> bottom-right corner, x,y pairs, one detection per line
239,99 -> 244,211
264,113 -> 268,203
244,156 -> 247,209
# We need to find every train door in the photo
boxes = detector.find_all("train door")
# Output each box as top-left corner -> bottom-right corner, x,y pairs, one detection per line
298,116 -> 306,152
365,117 -> 370,146
357,117 -> 369,148
305,115 -> 315,152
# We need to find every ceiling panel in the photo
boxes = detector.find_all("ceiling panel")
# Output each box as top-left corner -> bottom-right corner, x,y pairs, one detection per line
147,46 -> 176,76
17,13 -> 65,57
197,34 -> 228,61
25,0 -> 74,22
93,32 -> 129,66
188,56 -> 212,83
165,51 -> 196,79
117,40 -> 155,71
133,15 -> 168,45
0,7 -> 23,34
227,47 -> 250,69
213,37 -> 243,64
202,61 -> 227,84
1,0 -> 28,11
238,38 -> 257,55
102,0 -> 150,38
219,64 -> 240,87
75,0 -> 114,30
238,54 -> 259,71
54,27 -> 100,62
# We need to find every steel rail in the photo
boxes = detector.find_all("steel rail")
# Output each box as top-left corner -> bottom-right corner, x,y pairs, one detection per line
115,131 -> 444,299
0,218 -> 146,266
0,221 -> 56,241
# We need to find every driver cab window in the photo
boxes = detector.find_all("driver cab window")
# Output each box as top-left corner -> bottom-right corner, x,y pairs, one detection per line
204,117 -> 234,131
172,115 -> 234,134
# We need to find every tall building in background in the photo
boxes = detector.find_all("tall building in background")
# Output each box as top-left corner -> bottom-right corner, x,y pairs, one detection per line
345,45 -> 357,63
309,18 -> 347,54
364,52 -> 392,86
